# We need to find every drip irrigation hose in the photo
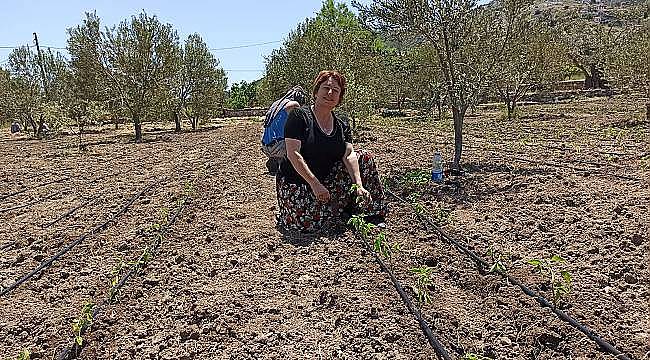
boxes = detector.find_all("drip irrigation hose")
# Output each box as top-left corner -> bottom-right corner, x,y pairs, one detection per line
109,196 -> 188,299
0,190 -> 64,214
0,180 -> 157,298
0,176 -> 70,201
57,197 -> 190,360
462,142 -> 642,182
41,195 -> 100,229
386,188 -> 631,360
508,156 -> 641,182
354,233 -> 452,360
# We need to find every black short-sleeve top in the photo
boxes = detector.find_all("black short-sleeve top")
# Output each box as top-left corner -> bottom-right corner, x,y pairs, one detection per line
280,106 -> 352,184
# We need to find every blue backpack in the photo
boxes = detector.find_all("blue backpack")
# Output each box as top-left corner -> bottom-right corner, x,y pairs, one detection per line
261,86 -> 307,159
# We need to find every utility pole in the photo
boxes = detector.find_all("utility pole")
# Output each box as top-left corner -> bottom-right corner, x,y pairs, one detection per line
33,32 -> 49,99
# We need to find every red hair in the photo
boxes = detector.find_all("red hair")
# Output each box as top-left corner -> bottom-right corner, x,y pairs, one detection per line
312,70 -> 346,104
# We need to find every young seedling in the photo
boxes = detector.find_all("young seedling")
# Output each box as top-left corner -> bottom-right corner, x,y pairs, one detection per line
527,255 -> 572,307
409,266 -> 433,304
486,246 -> 507,274
414,202 -> 425,215
71,301 -> 95,346
183,180 -> 195,196
432,205 -> 452,225
462,353 -> 493,360
348,214 -> 397,261
10,349 -> 31,360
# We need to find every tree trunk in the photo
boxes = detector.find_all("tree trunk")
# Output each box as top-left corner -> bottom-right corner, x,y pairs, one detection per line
397,89 -> 402,112
173,111 -> 181,132
134,117 -> 142,143
452,106 -> 464,172
191,117 -> 198,130
584,64 -> 606,89
646,102 -> 649,122
36,114 -> 44,139
77,116 -> 84,151
27,114 -> 37,136
436,96 -> 443,122
506,99 -> 517,120
114,117 -> 119,130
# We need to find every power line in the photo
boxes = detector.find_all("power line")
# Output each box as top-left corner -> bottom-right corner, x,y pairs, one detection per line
1,40 -> 282,52
41,45 -> 67,50
209,40 -> 281,51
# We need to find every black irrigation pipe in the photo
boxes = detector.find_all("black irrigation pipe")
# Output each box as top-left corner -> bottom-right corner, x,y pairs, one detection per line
57,172 -> 202,360
41,195 -> 100,229
0,190 -> 65,214
463,142 -> 642,182
56,197 -> 189,360
507,155 -> 642,182
354,232 -> 452,360
109,196 -> 189,299
465,138 -> 640,168
0,180 -> 157,298
0,176 -> 70,202
386,188 -> 632,360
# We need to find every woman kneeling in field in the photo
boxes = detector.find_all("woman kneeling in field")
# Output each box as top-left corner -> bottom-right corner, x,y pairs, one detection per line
276,70 -> 387,233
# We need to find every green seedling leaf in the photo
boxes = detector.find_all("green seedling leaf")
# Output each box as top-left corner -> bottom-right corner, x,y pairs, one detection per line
17,349 -> 31,360
550,255 -> 565,263
561,270 -> 572,287
527,259 -> 542,267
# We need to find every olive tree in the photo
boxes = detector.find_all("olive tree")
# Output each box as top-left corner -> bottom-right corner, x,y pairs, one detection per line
261,0 -> 383,126
2,46 -> 69,138
358,0 -> 491,171
538,1 -> 635,89
66,11 -> 111,135
168,33 -> 227,131
605,5 -> 649,120
100,12 -> 180,142
487,0 -> 566,119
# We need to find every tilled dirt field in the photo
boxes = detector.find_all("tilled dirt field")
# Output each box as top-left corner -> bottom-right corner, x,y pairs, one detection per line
0,94 -> 648,359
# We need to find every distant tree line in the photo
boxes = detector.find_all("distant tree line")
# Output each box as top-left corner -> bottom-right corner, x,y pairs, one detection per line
259,0 -> 648,170
0,0 -> 646,169
0,11 -> 228,142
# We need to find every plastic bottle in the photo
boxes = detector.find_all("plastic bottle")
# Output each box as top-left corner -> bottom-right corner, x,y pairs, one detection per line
431,149 -> 444,183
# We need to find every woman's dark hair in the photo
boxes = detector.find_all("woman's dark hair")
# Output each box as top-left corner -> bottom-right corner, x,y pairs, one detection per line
312,70 -> 346,104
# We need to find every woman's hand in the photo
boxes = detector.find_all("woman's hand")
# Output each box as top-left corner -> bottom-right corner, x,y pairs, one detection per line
354,185 -> 372,205
311,181 -> 331,202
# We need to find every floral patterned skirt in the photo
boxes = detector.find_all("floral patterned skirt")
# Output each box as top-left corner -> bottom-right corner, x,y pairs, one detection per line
276,149 -> 387,232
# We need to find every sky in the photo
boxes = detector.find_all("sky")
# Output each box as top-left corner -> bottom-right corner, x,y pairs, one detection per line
0,0 -> 363,87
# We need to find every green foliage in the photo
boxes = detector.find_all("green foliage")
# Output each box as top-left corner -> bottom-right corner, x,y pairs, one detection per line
0,45 -> 69,138
462,353 -> 493,360
175,34 -> 227,129
100,11 -> 181,141
260,0 -> 383,123
6,349 -> 31,360
409,266 -> 433,304
393,169 -> 430,195
486,245 -> 508,274
71,301 -> 95,346
431,205 -> 452,225
527,255 -> 572,307
348,214 -> 397,260
486,0 -> 566,120
605,5 -> 649,117
227,80 -> 258,109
